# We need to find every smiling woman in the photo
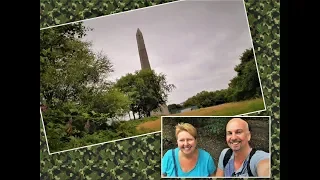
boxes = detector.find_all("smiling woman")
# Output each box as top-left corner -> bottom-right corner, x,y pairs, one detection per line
161,122 -> 216,178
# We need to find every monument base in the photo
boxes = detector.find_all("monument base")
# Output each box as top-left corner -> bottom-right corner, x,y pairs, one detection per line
150,104 -> 170,116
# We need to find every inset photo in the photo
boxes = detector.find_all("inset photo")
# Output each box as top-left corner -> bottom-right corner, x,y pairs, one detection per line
161,116 -> 271,178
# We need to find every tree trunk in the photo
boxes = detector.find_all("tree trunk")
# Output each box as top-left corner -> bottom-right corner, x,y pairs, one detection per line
132,111 -> 136,120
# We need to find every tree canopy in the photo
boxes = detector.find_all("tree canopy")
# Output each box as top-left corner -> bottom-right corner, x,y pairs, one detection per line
115,69 -> 175,119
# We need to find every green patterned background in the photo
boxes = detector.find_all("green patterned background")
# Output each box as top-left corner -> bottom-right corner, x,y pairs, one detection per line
40,0 -> 280,179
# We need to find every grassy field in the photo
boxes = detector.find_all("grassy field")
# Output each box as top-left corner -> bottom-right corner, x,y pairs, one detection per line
134,98 -> 264,133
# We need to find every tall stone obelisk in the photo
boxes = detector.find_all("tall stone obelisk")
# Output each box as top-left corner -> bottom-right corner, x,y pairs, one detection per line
136,28 -> 151,70
135,28 -> 170,116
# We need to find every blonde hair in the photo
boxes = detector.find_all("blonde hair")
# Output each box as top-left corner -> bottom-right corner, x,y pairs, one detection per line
175,122 -> 197,139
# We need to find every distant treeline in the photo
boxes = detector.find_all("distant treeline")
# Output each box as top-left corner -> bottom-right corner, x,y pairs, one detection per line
168,48 -> 262,113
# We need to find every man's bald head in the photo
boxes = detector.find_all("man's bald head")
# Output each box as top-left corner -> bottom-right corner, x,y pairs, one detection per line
226,118 -> 250,132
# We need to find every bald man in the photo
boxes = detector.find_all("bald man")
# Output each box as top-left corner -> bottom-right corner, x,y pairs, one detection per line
215,118 -> 270,177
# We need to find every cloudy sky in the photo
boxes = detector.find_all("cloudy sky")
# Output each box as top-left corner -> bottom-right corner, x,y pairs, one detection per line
81,0 -> 254,105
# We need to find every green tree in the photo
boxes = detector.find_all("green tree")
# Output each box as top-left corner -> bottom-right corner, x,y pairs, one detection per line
114,72 -> 140,119
228,48 -> 261,101
183,90 -> 229,108
168,103 -> 183,114
82,87 -> 131,119
40,22 -> 113,108
115,69 -> 175,118
183,96 -> 198,108
40,23 -> 134,152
